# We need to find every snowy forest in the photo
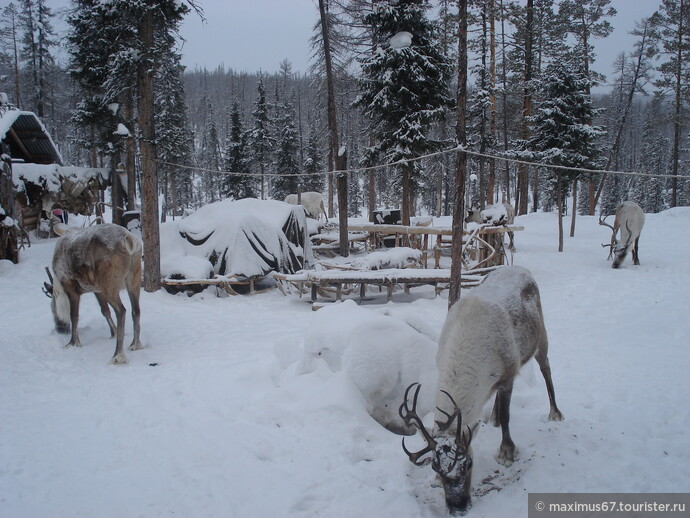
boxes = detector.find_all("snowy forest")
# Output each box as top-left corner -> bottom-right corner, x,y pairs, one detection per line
1,0 -> 688,226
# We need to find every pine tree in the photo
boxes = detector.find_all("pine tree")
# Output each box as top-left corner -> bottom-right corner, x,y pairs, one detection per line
249,76 -> 274,199
651,0 -> 690,207
526,60 -> 605,250
0,3 -> 23,108
155,43 -> 193,218
302,125 -> 325,193
222,101 -> 255,200
18,0 -> 56,117
271,99 -> 300,200
353,0 -> 453,225
199,92 -> 222,203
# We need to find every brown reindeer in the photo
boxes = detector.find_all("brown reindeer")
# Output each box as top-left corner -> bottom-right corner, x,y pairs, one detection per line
44,224 -> 143,364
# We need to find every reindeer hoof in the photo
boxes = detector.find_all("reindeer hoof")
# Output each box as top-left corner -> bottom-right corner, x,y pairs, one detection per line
64,341 -> 82,348
129,342 -> 143,351
109,353 -> 128,365
497,442 -> 516,466
549,409 -> 564,422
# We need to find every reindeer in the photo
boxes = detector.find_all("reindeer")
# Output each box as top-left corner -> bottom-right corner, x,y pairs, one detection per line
599,201 -> 645,269
399,266 -> 562,515
284,191 -> 328,222
43,224 -> 143,364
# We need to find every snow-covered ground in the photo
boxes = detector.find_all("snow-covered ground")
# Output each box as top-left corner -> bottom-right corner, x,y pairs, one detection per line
1,209 -> 688,518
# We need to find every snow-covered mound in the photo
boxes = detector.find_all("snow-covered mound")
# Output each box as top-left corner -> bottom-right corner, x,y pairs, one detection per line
160,198 -> 314,280
278,299 -> 437,434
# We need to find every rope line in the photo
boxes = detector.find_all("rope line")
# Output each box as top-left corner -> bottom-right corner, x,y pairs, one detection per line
145,145 -> 687,180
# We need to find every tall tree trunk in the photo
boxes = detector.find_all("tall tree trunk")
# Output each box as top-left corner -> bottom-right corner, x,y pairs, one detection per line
670,0 -> 684,208
318,0 -> 344,238
488,0 -> 497,204
570,177 -> 577,237
517,0 -> 534,215
337,150 -> 349,258
124,90 -> 137,210
138,7 -> 160,292
368,171 -> 376,222
499,0 -> 510,203
449,0 -> 468,308
401,164 -> 411,227
557,172 -> 564,252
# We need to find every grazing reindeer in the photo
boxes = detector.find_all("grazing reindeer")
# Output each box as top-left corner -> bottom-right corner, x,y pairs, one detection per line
43,224 -> 143,364
599,201 -> 645,269
399,267 -> 562,515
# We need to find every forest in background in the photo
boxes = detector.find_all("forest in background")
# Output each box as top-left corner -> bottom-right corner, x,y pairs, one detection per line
1,0 -> 688,224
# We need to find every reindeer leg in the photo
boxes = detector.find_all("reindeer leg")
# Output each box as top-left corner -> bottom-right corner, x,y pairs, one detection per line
107,293 -> 128,365
633,237 -> 640,265
127,286 -> 142,351
94,293 -> 116,337
66,292 -> 82,348
495,380 -> 516,466
535,351 -> 563,422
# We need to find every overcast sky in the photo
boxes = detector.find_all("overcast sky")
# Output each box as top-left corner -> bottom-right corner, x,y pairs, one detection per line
50,0 -> 660,82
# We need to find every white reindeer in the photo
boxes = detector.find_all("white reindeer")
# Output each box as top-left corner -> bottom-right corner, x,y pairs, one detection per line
599,201 -> 645,269
284,191 -> 328,222
399,266 -> 562,515
43,224 -> 143,364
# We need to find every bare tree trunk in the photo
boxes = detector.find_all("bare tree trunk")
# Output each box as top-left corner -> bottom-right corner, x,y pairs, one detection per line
368,170 -> 376,222
517,0 -> 534,216
401,164 -> 411,227
112,158 -> 124,226
593,18 -> 654,211
488,0 -> 497,204
670,0 -> 684,207
137,7 -> 160,292
124,90 -> 137,210
570,178 -> 577,237
337,150 -> 349,258
449,0 -> 468,308
318,0 -> 344,234
557,172 -> 564,252
499,0 -> 510,203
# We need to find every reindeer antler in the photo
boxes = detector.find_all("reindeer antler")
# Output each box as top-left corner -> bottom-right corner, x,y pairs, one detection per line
399,383 -> 437,465
598,213 -> 615,231
42,267 -> 54,298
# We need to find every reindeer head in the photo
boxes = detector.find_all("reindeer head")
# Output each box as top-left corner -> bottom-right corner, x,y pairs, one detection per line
43,267 -> 70,334
599,215 -> 634,268
399,383 -> 475,516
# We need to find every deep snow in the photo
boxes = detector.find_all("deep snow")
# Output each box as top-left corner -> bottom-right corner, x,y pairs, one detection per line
1,209 -> 689,518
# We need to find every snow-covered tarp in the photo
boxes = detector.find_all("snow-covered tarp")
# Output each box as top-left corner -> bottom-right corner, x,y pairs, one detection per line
161,198 -> 314,281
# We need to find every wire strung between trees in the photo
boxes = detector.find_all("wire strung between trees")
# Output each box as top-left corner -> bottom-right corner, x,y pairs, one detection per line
144,145 -> 686,181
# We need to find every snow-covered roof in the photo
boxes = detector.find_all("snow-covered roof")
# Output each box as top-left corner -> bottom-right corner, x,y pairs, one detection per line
0,107 -> 63,165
